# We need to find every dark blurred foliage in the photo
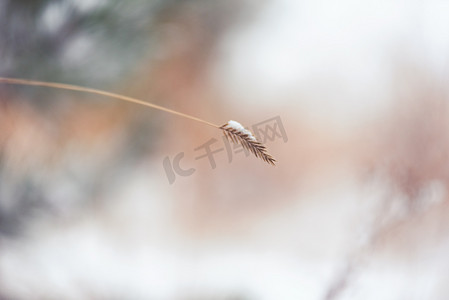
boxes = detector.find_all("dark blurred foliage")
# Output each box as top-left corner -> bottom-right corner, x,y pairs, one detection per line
0,0 -> 244,86
1,0 -> 155,83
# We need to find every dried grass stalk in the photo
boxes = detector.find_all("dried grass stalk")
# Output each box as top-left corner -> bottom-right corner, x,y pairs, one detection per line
0,77 -> 276,165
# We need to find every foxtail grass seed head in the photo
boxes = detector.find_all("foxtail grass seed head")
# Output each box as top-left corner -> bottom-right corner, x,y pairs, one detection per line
220,120 -> 276,165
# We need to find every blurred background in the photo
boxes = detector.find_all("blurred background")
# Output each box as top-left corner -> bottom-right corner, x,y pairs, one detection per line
1,0 -> 449,299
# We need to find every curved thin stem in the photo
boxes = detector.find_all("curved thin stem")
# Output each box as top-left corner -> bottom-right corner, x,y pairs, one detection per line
0,77 -> 220,129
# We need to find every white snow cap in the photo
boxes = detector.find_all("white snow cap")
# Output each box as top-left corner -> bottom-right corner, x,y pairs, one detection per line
227,120 -> 257,141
